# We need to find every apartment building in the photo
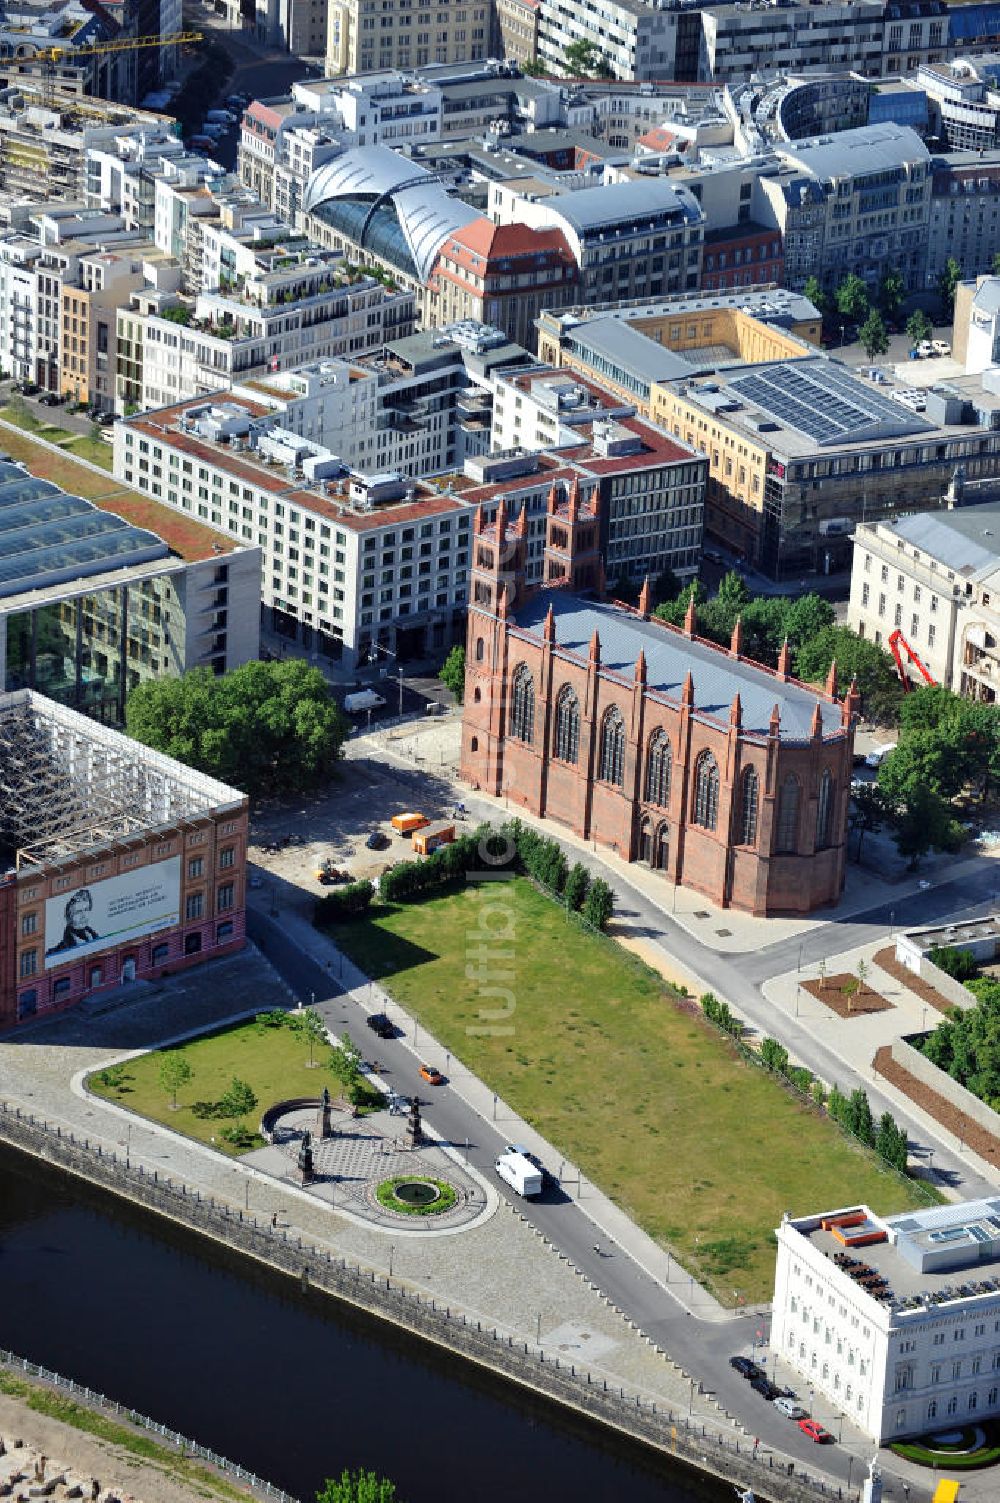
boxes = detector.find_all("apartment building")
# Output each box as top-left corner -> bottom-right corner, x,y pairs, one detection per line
496,0 -> 539,64
927,149 -> 1000,287
117,266 -> 415,412
848,503 -> 1000,699
756,123 -> 932,294
325,0 -> 492,77
60,251 -> 153,411
536,0 -> 688,83
236,320 -> 532,477
114,397 -> 474,669
774,1201 -> 1000,1443
918,57 -> 1000,151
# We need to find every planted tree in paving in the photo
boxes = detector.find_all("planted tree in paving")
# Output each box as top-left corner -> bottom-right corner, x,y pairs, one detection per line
437,644 -> 465,703
860,309 -> 890,362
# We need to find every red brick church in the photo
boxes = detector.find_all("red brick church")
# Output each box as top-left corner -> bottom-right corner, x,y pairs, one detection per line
460,482 -> 858,915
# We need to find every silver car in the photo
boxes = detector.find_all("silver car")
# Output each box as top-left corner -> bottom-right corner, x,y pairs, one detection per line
773,1396 -> 807,1419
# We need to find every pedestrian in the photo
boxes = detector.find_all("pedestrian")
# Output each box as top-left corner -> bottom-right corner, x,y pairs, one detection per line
271,1212 -> 278,1229
753,1437 -> 759,1458
593,1243 -> 601,1256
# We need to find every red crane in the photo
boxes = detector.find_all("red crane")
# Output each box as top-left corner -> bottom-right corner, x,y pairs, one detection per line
887,628 -> 936,692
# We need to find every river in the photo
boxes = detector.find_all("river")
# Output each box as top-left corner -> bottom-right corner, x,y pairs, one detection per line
0,1146 -> 729,1503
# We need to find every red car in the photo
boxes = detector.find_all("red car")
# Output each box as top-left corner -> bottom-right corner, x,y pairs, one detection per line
798,1418 -> 834,1444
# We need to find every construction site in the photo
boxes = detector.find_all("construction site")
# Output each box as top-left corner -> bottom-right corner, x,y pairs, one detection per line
0,689 -> 248,1027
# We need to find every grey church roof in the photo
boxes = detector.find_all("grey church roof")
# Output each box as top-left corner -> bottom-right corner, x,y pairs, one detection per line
515,590 -> 843,741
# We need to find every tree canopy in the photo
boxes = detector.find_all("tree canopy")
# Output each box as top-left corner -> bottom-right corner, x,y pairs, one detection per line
859,308 -> 889,362
920,979 -> 1000,1109
937,257 -> 962,318
878,271 -> 905,318
438,644 -> 466,703
905,309 -> 932,346
835,274 -> 870,323
125,659 -> 348,799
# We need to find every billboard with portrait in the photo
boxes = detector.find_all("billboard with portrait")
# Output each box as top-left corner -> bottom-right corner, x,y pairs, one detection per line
44,858 -> 181,970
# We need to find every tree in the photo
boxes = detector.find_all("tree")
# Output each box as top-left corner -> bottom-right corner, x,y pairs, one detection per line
905,309 -> 932,347
126,660 -> 348,799
298,1008 -> 328,1067
878,270 -> 905,320
859,308 -> 890,363
887,784 -> 964,869
330,1031 -> 364,1101
317,1470 -> 397,1503
563,861 -> 591,912
802,275 -> 828,319
651,566 -> 680,605
856,959 -> 868,997
219,1077 -> 257,1119
835,274 -> 870,324
938,256 -> 962,319
760,1037 -> 789,1075
521,58 -> 548,77
846,1087 -> 875,1146
875,1112 -> 908,1172
794,626 -> 902,722
563,38 -> 608,77
438,644 -> 466,704
159,1053 -> 193,1109
582,877 -> 614,931
842,977 -> 860,1014
849,783 -> 890,863
817,958 -> 827,991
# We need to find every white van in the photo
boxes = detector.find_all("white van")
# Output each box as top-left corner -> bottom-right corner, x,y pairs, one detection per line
495,1150 -> 542,1198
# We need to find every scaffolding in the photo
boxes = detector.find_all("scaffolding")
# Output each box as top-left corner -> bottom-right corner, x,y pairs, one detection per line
0,691 -> 242,870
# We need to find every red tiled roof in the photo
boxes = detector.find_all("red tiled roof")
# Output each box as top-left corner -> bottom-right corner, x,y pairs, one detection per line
431,220 -> 576,298
315,494 -> 467,533
637,127 -> 691,154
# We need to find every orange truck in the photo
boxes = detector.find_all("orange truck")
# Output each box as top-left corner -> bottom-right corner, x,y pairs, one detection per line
412,821 -> 456,856
391,812 -> 429,836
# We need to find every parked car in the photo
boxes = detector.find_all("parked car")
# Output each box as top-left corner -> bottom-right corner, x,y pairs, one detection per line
39,391 -> 60,405
365,830 -> 390,850
750,1374 -> 780,1400
774,1397 -> 807,1419
366,1012 -> 395,1039
97,412 -> 116,426
14,380 -> 39,395
916,339 -> 933,358
729,1356 -> 759,1378
798,1418 -> 834,1444
419,1063 -> 444,1085
932,339 -> 951,356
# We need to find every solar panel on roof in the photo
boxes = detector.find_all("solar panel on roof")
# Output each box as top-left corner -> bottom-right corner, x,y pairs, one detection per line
727,361 -> 931,444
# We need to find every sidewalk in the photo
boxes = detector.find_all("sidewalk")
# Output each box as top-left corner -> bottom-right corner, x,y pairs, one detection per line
761,941 -> 999,1193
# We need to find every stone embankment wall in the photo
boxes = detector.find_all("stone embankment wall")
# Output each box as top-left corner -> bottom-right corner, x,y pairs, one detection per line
0,1103 -> 846,1503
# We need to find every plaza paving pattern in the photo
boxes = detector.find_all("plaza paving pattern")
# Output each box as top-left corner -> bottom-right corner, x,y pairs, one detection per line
245,1104 -> 487,1230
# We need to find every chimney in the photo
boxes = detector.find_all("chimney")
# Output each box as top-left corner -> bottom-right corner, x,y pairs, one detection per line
543,602 -> 555,642
730,692 -> 742,729
811,701 -> 823,740
635,647 -> 647,684
589,627 -> 601,665
683,594 -> 697,638
730,615 -> 744,658
769,702 -> 781,739
682,670 -> 694,708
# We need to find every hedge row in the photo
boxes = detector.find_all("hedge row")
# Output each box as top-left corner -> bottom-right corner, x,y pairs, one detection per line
315,881 -> 374,922
369,820 -> 616,932
699,994 -> 912,1176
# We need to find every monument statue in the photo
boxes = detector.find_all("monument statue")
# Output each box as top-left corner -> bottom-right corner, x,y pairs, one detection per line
404,1094 -> 423,1148
319,1086 -> 333,1139
298,1129 -> 315,1184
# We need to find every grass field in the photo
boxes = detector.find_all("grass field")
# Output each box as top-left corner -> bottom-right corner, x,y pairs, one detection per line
89,1016 -> 337,1156
331,880 -> 931,1303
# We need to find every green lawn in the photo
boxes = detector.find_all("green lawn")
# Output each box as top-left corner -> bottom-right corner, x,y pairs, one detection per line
0,406 -> 113,469
89,1016 -> 337,1155
331,880 -> 931,1303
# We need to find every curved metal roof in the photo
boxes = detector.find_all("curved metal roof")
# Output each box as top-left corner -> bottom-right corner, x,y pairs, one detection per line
304,146 -> 480,282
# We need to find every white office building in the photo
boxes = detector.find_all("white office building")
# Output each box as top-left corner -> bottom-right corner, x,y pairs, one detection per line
773,1201 -> 1000,1444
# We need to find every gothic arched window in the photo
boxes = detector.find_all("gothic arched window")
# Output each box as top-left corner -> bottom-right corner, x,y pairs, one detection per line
509,664 -> 534,744
553,685 -> 580,764
815,768 -> 834,849
645,731 -> 672,807
599,707 -> 625,786
693,752 -> 719,830
776,775 -> 801,852
739,767 -> 759,846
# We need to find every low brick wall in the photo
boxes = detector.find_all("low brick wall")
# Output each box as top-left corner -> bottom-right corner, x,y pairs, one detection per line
0,1102 -> 846,1503
891,1038 -> 1000,1139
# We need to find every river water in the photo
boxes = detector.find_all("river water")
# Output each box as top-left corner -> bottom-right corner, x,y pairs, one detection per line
0,1146 -> 730,1503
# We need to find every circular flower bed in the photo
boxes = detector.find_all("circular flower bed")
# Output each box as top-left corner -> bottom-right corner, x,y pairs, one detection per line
376,1174 -> 458,1217
892,1421 -> 1000,1469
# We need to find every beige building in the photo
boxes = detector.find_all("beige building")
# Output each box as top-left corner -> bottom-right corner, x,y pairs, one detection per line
60,251 -> 150,410
848,504 -> 1000,700
326,0 -> 491,76
496,0 -> 538,63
